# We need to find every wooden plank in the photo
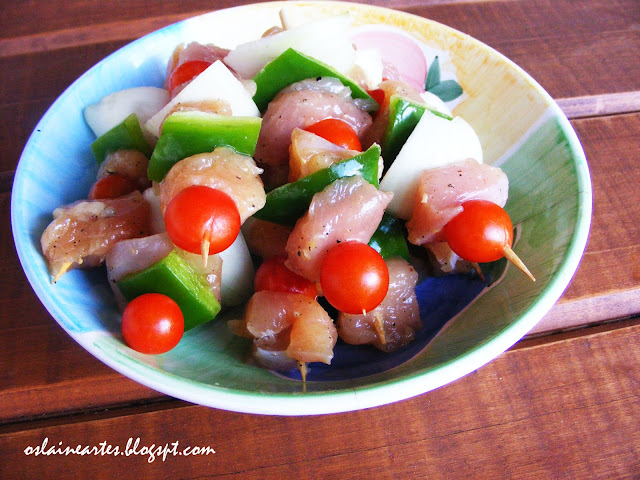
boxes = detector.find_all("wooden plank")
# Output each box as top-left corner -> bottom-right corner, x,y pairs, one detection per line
0,41 -> 129,106
0,172 -> 13,194
1,319 -> 638,479
0,0 -> 513,57
412,0 -> 640,99
0,99 -> 53,174
0,193 -> 165,423
417,0 -> 640,50
1,0 -> 638,477
0,0 -> 514,46
2,0 -> 638,425
529,112 -> 640,333
2,0 -> 636,50
0,0 -> 256,41
0,13 -> 206,58
0,319 -> 166,424
0,41 -> 128,173
495,30 -> 640,100
2,111 -> 639,420
2,0 -> 639,102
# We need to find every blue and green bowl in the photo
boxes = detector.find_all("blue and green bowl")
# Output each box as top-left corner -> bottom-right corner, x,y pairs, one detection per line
11,2 -> 591,415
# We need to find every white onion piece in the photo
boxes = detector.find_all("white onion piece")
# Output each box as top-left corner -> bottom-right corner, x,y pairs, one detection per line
144,61 -> 260,138
142,188 -> 165,234
380,111 -> 483,219
84,87 -> 169,140
218,231 -> 254,307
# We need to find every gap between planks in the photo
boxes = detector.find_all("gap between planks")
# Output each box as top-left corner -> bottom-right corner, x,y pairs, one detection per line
0,398 -> 187,434
556,92 -> 640,119
1,315 -> 638,432
0,14 -> 202,58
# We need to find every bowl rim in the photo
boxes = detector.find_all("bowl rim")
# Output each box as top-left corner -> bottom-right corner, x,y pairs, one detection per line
11,1 -> 592,416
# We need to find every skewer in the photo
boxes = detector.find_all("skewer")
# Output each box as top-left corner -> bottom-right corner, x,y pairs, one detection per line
52,261 -> 72,284
503,246 -> 536,282
201,236 -> 210,269
297,361 -> 308,390
471,262 -> 486,282
279,9 -> 287,29
444,199 -> 536,283
371,311 -> 386,345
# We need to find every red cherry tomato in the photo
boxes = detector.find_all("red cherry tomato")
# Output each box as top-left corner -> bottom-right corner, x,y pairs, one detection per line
254,255 -> 317,299
443,199 -> 514,263
367,88 -> 386,108
121,293 -> 184,354
304,118 -> 362,151
88,174 -> 138,200
320,241 -> 389,314
164,186 -> 241,256
168,60 -> 212,94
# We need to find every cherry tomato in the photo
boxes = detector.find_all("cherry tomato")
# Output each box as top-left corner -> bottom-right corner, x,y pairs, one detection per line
254,255 -> 317,299
367,88 -> 386,108
164,186 -> 241,256
367,88 -> 388,120
88,174 -> 138,200
304,118 -> 362,151
168,60 -> 211,94
320,241 -> 389,314
443,199 -> 513,263
121,293 -> 184,354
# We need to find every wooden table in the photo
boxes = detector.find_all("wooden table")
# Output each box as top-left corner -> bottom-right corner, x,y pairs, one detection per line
1,0 -> 639,477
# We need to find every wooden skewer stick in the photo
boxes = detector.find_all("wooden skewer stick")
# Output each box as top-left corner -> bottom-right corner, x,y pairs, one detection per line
371,311 -> 386,345
201,237 -> 210,269
503,246 -> 536,282
297,361 -> 308,389
471,262 -> 486,282
52,261 -> 72,284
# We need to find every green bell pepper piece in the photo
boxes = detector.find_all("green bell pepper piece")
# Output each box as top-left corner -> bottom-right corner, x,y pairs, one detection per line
147,111 -> 262,182
90,113 -> 152,164
368,213 -> 410,261
117,250 -> 221,331
381,96 -> 453,170
252,48 -> 377,112
253,144 -> 381,226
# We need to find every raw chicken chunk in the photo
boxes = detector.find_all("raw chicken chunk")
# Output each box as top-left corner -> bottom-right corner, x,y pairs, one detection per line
338,258 -> 421,352
406,158 -> 508,245
285,176 -> 392,282
41,191 -> 151,282
159,147 -> 266,223
239,291 -> 338,369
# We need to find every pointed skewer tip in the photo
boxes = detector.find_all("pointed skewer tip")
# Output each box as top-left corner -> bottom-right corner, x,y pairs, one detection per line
51,261 -> 72,284
471,262 -> 486,282
503,246 -> 536,282
373,313 -> 386,345
297,361 -> 308,386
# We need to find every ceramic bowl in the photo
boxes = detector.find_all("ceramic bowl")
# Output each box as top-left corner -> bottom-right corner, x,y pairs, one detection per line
11,1 -> 592,415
